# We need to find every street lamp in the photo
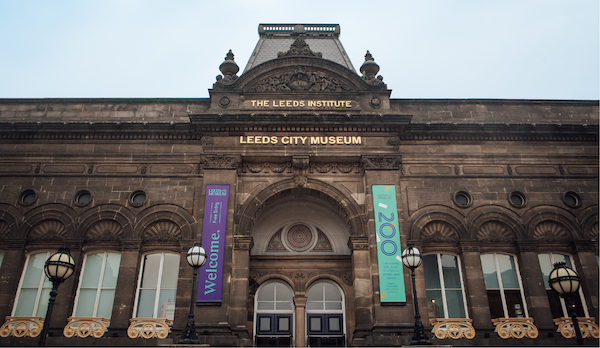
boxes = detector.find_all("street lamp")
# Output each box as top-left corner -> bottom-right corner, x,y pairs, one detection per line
548,261 -> 584,345
179,243 -> 207,344
401,244 -> 431,345
38,248 -> 76,346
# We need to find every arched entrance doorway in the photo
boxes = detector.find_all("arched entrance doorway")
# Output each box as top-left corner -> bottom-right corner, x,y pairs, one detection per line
306,281 -> 346,347
254,281 -> 295,346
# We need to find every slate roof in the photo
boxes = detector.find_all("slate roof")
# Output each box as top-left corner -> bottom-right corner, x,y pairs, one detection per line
242,24 -> 357,74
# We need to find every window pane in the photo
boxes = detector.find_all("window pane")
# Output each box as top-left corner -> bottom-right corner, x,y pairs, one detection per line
258,283 -> 275,302
140,255 -> 161,289
306,302 -> 322,311
278,317 -> 289,331
426,290 -> 443,319
423,254 -> 441,289
276,283 -> 293,302
497,254 -> 519,289
276,301 -> 293,310
97,289 -> 116,319
445,289 -> 466,318
0,252 -> 4,268
136,289 -> 157,317
325,302 -> 342,310
75,289 -> 97,317
441,255 -> 462,289
324,284 -> 341,301
307,283 -> 324,301
486,289 -> 504,319
36,287 -> 51,317
160,254 -> 180,289
22,253 -> 46,288
257,302 -> 274,310
14,288 -> 37,316
102,253 -> 121,288
481,254 -> 499,289
329,317 -> 340,332
158,289 -> 177,319
260,317 -> 271,331
310,317 -> 322,332
538,254 -> 553,289
80,253 -> 103,288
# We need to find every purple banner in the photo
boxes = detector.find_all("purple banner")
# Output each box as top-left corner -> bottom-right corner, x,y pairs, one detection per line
196,184 -> 229,302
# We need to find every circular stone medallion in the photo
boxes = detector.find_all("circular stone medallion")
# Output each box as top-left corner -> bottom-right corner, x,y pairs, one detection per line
285,224 -> 314,252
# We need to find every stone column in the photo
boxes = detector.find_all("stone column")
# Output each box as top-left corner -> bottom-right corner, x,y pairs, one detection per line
573,243 -> 599,316
294,296 -> 307,347
0,247 -> 26,320
460,246 -> 494,330
517,247 -> 554,328
109,245 -> 141,334
50,247 -> 83,330
348,237 -> 374,340
228,236 -> 253,339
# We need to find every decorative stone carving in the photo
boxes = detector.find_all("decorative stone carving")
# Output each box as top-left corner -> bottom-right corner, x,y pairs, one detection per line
0,317 -> 44,338
361,155 -> 401,170
387,137 -> 400,146
200,155 -> 241,169
429,318 -> 476,339
313,229 -> 333,251
29,220 -> 67,241
421,222 -> 459,242
491,318 -> 538,339
309,162 -> 361,174
215,50 -> 239,86
348,237 -> 369,251
532,221 -> 571,241
588,222 -> 598,241
251,70 -> 351,92
278,38 -> 322,58
553,317 -> 599,339
127,318 -> 172,339
286,224 -> 313,252
200,136 -> 214,146
143,221 -> 181,242
63,317 -> 109,338
267,229 -> 286,251
242,162 -> 292,174
477,221 -> 515,242
86,220 -> 124,241
359,51 -> 384,86
234,235 -> 254,251
294,175 -> 307,187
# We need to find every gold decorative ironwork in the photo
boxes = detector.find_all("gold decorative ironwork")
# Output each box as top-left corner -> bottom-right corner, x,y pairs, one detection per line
127,318 -> 173,339
63,317 -> 109,338
0,316 -> 44,338
492,317 -> 538,339
553,317 -> 600,339
429,318 -> 476,339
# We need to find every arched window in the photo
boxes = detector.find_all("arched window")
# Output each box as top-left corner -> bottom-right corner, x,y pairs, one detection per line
480,253 -> 528,319
538,253 -> 589,318
73,252 -> 121,319
306,281 -> 345,346
254,281 -> 294,346
423,253 -> 468,319
13,252 -> 54,317
133,252 -> 180,320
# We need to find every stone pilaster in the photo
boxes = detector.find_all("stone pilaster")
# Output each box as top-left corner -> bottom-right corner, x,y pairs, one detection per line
109,247 -> 141,333
348,237 -> 374,340
460,246 -> 494,330
294,296 -> 307,347
516,249 -> 554,328
228,235 -> 253,339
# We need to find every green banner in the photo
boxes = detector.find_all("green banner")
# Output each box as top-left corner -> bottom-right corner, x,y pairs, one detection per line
372,185 -> 406,303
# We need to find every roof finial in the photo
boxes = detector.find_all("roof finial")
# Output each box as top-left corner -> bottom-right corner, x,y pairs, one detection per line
360,50 -> 384,85
216,50 -> 239,86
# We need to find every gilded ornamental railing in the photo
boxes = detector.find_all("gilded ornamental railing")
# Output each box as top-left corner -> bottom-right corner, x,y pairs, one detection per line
553,317 -> 599,339
429,318 -> 476,339
0,316 -> 44,338
491,317 -> 538,339
63,317 -> 109,338
127,318 -> 173,339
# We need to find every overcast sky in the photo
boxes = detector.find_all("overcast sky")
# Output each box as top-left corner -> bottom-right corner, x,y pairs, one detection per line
0,0 -> 598,100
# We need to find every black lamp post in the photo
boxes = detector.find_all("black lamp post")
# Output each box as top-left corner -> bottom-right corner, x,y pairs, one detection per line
548,261 -> 584,345
38,248 -> 76,346
178,243 -> 207,344
401,244 -> 431,345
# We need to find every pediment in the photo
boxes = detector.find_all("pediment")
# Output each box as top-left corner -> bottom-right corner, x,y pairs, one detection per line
244,66 -> 356,93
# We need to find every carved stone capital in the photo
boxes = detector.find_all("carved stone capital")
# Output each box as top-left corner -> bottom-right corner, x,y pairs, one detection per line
348,237 -> 369,251
200,155 -> 241,169
361,155 -> 401,170
234,235 -> 254,251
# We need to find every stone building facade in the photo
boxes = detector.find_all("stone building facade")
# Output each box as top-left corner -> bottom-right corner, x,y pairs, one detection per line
0,24 -> 598,346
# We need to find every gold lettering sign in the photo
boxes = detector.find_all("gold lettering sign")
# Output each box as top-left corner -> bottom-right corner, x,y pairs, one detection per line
239,135 -> 362,145
247,100 -> 353,109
